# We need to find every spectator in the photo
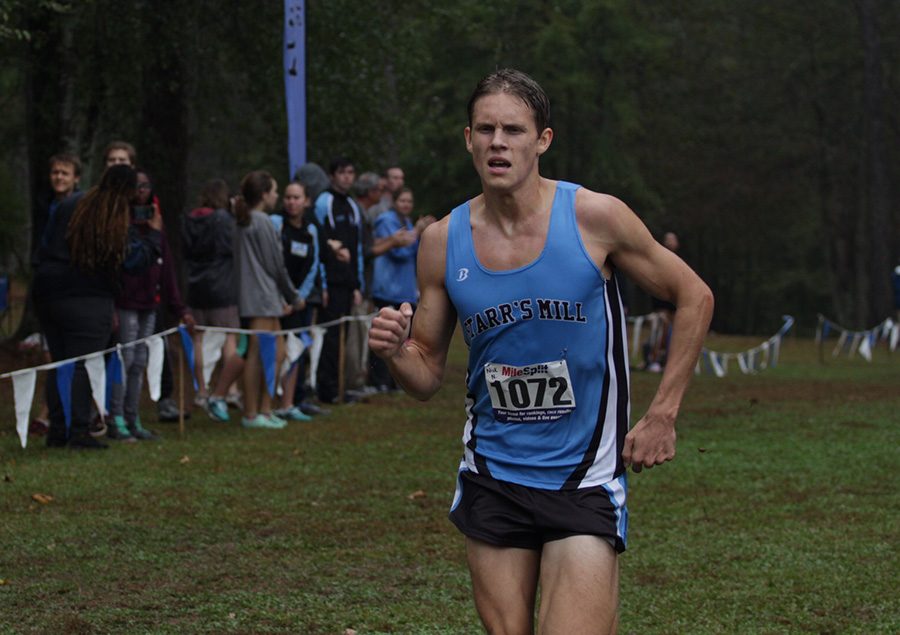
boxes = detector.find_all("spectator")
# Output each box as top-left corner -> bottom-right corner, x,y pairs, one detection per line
270,181 -> 319,420
103,140 -> 137,167
369,187 -> 433,391
33,165 -> 161,449
234,170 -> 303,428
366,165 -> 405,221
29,153 -> 83,436
313,158 -> 364,404
107,168 -> 195,442
183,179 -> 244,422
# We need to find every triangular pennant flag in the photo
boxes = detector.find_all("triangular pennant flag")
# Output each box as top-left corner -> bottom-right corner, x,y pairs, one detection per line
84,354 -> 107,418
721,354 -> 730,375
308,326 -> 326,390
737,352 -> 749,374
858,331 -> 873,362
56,361 -> 75,435
760,341 -> 770,370
890,324 -> 899,352
178,326 -> 198,390
258,333 -> 278,398
282,332 -> 305,378
146,335 -> 165,402
201,330 -> 227,387
832,331 -> 847,357
848,332 -> 862,358
770,336 -> 782,368
747,349 -> 756,372
105,347 -> 124,413
13,370 -> 37,448
821,320 -> 831,340
709,351 -> 725,377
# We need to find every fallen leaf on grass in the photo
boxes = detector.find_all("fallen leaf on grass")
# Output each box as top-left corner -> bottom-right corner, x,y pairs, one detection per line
179,456 -> 191,464
344,629 -> 358,635
292,448 -> 301,456
698,447 -> 708,453
407,490 -> 427,500
32,493 -> 53,504
228,613 -> 236,620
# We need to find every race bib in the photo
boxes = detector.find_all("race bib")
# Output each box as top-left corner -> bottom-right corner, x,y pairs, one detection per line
484,360 -> 576,423
290,240 -> 309,257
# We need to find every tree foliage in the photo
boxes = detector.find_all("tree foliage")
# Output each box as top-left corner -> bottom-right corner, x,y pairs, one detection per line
2,0 -> 898,335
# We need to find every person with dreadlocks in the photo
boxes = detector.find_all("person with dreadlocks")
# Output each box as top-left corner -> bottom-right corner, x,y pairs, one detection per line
33,164 -> 163,449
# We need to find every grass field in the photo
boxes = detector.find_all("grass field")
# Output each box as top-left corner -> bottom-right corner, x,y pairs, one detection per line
1,334 -> 898,634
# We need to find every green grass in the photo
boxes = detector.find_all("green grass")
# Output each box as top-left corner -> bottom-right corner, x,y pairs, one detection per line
1,336 -> 898,634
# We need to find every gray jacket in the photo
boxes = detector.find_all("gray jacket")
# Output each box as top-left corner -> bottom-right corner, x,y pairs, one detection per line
235,210 -> 298,318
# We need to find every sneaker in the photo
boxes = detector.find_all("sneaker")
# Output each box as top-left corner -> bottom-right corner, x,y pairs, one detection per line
241,414 -> 286,430
224,392 -> 244,410
89,416 -> 108,438
207,397 -> 230,422
158,398 -> 190,422
274,406 -> 311,422
646,362 -> 663,373
107,416 -> 137,443
193,393 -> 210,410
265,412 -> 288,427
128,416 -> 159,441
299,401 -> 329,417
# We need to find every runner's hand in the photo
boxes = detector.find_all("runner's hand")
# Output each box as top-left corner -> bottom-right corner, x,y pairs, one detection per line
621,410 -> 676,473
369,303 -> 413,361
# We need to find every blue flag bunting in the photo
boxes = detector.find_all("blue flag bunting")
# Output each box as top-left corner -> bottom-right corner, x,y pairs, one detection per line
178,326 -> 198,390
258,333 -> 278,398
105,350 -> 122,413
56,361 -> 75,435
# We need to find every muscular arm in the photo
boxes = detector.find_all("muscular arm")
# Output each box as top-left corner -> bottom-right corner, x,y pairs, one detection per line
576,189 -> 714,470
368,219 -> 457,400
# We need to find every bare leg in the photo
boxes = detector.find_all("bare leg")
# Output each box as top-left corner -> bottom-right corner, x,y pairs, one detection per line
537,536 -> 619,635
211,334 -> 242,398
466,537 -> 540,635
280,363 -> 300,410
243,329 -> 261,419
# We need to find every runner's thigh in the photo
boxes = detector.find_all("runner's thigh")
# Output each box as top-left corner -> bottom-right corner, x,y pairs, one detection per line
467,537 -> 540,635
538,535 -> 618,635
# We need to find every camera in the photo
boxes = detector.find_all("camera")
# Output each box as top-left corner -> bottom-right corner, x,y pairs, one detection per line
132,205 -> 154,221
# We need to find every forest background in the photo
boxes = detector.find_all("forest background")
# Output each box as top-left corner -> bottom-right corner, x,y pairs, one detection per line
1,0 -> 898,336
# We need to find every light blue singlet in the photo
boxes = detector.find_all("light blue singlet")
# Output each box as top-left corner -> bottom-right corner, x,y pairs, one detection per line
445,181 -> 630,492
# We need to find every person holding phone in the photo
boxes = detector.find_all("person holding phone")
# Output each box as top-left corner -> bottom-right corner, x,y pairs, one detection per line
107,168 -> 195,442
33,164 -> 164,449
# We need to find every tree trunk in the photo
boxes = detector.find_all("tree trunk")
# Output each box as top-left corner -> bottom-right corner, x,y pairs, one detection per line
857,0 -> 893,323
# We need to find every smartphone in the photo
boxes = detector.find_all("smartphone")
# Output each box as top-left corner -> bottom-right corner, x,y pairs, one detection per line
132,205 -> 154,221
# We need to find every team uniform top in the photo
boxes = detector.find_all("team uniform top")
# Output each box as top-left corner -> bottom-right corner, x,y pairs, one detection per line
445,181 -> 630,491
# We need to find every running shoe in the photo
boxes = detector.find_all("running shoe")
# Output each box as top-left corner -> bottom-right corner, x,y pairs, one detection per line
107,416 -> 137,443
207,397 -> 230,422
241,414 -> 286,430
274,406 -> 312,422
128,416 -> 159,441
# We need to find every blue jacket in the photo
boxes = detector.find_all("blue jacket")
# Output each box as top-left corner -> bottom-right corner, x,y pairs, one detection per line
372,210 -> 418,305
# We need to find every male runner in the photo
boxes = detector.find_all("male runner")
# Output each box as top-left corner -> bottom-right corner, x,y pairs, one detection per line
369,69 -> 713,634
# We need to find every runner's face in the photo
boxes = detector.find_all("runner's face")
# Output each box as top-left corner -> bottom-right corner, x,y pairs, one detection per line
49,162 -> 79,198
395,191 -> 414,216
283,183 -> 307,218
465,92 -> 552,190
